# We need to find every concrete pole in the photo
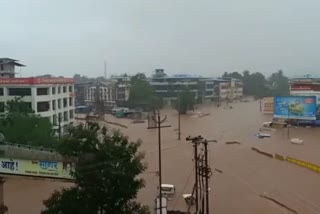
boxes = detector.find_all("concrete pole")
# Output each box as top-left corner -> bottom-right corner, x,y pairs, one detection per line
0,178 -> 7,214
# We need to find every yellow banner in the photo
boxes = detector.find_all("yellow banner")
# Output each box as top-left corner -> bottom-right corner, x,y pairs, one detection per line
0,158 -> 74,180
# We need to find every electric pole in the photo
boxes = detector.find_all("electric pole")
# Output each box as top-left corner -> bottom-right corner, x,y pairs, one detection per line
149,112 -> 171,214
186,136 -> 216,214
186,135 -> 203,213
178,97 -> 181,140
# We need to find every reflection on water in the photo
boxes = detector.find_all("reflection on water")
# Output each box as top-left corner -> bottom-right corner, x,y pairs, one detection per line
5,101 -> 320,214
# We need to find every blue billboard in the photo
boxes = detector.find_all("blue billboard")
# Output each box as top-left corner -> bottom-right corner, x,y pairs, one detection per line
274,96 -> 317,120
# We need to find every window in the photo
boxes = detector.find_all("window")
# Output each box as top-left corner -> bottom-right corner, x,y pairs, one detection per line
206,84 -> 214,89
58,99 -> 61,109
0,88 -> 3,96
63,111 -> 68,121
69,98 -> 73,106
0,102 -> 4,112
37,101 -> 50,112
37,88 -> 49,96
69,110 -> 74,119
52,87 -> 56,95
69,86 -> 73,92
63,86 -> 67,93
0,64 -> 3,71
52,100 -> 56,110
63,98 -> 68,108
52,114 -> 57,126
8,88 -> 31,96
58,87 -> 61,94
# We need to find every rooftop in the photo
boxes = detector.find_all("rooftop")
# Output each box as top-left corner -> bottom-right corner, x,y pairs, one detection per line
0,58 -> 25,67
0,77 -> 74,85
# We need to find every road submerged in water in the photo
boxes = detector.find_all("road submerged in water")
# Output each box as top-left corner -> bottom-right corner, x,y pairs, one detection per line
5,100 -> 320,214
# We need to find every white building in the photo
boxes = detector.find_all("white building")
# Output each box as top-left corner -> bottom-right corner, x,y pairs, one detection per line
214,78 -> 243,100
0,77 -> 75,134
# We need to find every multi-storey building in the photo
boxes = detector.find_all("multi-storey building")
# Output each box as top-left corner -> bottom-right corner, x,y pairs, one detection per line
149,71 -> 215,105
213,78 -> 243,101
0,58 -> 75,134
85,81 -> 116,110
0,77 -> 75,134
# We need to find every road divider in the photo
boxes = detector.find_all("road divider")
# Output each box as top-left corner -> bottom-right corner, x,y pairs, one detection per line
251,147 -> 320,174
274,154 -> 285,161
286,157 -> 320,173
251,147 -> 273,158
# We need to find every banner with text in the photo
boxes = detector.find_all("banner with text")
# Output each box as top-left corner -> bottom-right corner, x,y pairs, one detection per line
0,158 -> 74,180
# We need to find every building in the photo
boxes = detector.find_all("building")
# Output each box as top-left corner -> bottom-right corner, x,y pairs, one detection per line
0,77 -> 75,134
0,58 -> 25,78
149,70 -> 214,105
85,81 -> 116,111
289,75 -> 320,99
213,78 -> 243,101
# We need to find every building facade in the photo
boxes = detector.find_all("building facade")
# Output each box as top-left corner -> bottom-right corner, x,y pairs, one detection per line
213,78 -> 243,101
0,77 -> 75,134
149,73 -> 215,105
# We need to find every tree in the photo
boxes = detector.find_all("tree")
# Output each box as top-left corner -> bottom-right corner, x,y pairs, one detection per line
129,73 -> 161,110
42,122 -> 150,214
175,89 -> 195,114
222,72 -> 243,80
268,70 -> 289,96
0,97 -> 56,147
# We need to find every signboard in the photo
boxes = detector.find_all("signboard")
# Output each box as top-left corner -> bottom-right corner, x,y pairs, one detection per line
262,97 -> 274,114
0,77 -> 74,85
274,96 -> 317,120
290,84 -> 320,91
0,158 -> 74,180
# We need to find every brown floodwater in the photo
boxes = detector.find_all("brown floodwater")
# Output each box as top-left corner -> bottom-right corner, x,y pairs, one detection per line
4,100 -> 320,213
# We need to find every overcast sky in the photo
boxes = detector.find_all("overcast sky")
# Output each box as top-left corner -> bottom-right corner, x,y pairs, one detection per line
1,0 -> 320,78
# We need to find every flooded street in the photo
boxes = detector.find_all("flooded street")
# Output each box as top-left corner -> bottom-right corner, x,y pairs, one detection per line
4,100 -> 320,213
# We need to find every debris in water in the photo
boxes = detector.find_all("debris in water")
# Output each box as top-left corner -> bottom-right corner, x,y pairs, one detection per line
215,168 -> 223,173
225,141 -> 241,145
290,138 -> 303,145
259,194 -> 298,214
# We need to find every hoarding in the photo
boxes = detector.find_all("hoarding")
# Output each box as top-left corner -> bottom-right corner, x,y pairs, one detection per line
0,158 -> 74,180
274,96 -> 317,120
262,97 -> 274,114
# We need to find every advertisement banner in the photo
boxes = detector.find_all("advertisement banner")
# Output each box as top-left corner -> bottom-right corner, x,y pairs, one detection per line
274,96 -> 317,120
262,97 -> 274,114
0,158 -> 74,180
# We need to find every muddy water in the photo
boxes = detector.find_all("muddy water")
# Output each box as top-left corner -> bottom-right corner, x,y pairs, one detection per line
4,101 -> 320,213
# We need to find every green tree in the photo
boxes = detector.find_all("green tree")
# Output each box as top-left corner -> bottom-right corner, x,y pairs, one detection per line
129,73 -> 161,110
42,123 -> 150,214
175,89 -> 195,114
222,72 -> 243,80
0,97 -> 56,147
268,70 -> 289,96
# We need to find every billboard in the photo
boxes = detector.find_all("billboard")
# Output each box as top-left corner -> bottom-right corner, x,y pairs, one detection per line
262,97 -> 274,114
0,158 -> 74,180
274,96 -> 317,120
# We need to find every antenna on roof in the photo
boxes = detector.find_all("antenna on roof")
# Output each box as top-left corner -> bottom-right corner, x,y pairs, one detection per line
104,61 -> 107,79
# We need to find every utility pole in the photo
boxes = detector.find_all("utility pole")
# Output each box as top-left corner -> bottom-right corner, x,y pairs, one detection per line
186,135 -> 203,213
149,112 -> 171,214
186,136 -> 216,214
204,140 -> 210,214
178,97 -> 181,140
58,114 -> 62,140
287,104 -> 290,139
